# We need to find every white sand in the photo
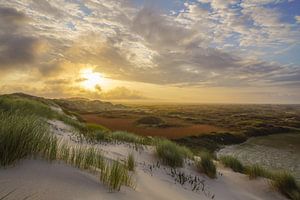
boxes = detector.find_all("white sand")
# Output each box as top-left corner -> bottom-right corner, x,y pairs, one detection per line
0,120 -> 288,200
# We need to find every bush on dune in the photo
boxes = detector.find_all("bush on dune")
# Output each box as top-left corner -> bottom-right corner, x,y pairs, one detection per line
271,172 -> 300,200
100,160 -> 133,191
245,164 -> 271,179
127,153 -> 135,171
196,152 -> 216,178
86,123 -> 111,133
83,123 -> 111,142
156,139 -> 193,167
110,131 -> 142,143
219,155 -> 300,199
219,155 -> 245,173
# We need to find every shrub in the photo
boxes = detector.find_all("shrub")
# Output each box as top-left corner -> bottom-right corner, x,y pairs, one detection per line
83,130 -> 110,142
86,123 -> 111,133
156,139 -> 192,167
197,152 -> 216,178
110,131 -> 141,144
136,116 -> 164,125
127,153 -> 135,171
271,172 -> 300,200
219,155 -> 245,173
245,164 -> 271,179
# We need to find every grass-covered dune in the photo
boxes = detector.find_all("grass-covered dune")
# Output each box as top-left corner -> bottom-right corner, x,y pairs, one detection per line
0,94 -> 134,191
1,93 -> 299,199
219,155 -> 300,200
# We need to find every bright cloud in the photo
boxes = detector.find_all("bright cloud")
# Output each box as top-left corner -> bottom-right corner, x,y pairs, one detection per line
0,0 -> 299,103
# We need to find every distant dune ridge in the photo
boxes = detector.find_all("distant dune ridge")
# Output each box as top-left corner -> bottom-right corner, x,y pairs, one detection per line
0,93 -> 298,200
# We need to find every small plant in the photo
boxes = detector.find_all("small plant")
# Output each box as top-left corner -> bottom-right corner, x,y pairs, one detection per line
245,164 -> 271,179
110,131 -> 141,143
83,147 -> 97,169
100,161 -> 133,192
156,139 -> 192,167
271,172 -> 300,200
127,153 -> 135,171
86,123 -> 110,133
197,152 -> 216,178
219,155 -> 245,173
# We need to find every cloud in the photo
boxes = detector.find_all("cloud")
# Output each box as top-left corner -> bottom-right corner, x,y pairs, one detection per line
0,7 -> 41,69
30,0 -> 63,18
100,87 -> 146,100
0,0 -> 299,94
95,84 -> 102,92
295,15 -> 300,23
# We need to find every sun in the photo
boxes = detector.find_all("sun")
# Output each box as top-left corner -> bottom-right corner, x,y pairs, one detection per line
80,68 -> 105,90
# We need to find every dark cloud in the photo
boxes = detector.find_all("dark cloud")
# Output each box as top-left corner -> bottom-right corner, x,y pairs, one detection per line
0,6 -> 27,32
0,2 -> 299,91
0,6 -> 42,69
31,0 -> 63,18
101,87 -> 146,100
44,79 -> 71,85
0,35 -> 40,67
95,84 -> 102,92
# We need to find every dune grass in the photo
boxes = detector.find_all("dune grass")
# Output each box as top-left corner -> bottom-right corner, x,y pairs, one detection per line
219,155 -> 300,199
219,155 -> 245,173
0,95 -> 55,118
0,95 -> 86,132
127,153 -> 135,171
86,123 -> 111,133
156,139 -> 193,167
245,164 -> 272,179
80,127 -> 154,146
100,160 -> 133,191
271,172 -> 300,200
196,152 -> 216,178
0,107 -> 133,191
0,111 -> 57,167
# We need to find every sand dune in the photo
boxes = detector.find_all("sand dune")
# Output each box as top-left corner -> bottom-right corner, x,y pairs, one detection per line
0,120 -> 287,200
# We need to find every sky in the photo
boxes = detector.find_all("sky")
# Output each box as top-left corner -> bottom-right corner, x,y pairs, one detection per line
0,0 -> 300,104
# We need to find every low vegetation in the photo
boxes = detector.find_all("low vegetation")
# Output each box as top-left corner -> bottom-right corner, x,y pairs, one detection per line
81,124 -> 154,146
0,111 -> 57,167
219,155 -> 245,173
156,139 -> 193,167
196,152 -> 216,178
100,160 -> 133,191
127,153 -> 135,171
0,95 -> 134,192
136,116 -> 165,126
245,164 -> 271,179
271,172 -> 300,200
0,94 -> 86,132
220,155 -> 300,200
2,93 -> 299,197
175,132 -> 247,153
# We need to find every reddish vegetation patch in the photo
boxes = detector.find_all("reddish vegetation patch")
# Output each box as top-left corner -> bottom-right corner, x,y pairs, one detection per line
81,114 -> 224,139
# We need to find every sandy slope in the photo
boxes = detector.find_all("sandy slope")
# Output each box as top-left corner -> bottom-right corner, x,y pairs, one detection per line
0,120 -> 287,200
